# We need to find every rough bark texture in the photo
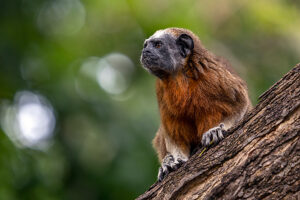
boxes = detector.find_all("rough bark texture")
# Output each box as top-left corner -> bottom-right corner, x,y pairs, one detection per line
137,64 -> 300,200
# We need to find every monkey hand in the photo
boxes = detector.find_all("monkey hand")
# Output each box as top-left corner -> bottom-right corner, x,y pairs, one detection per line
158,154 -> 186,182
201,123 -> 225,147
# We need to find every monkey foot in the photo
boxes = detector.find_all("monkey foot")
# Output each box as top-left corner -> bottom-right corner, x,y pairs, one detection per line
158,154 -> 185,182
201,123 -> 225,147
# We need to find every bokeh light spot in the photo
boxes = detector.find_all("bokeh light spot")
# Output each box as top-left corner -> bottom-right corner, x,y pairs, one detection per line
37,0 -> 86,36
97,59 -> 128,95
76,53 -> 134,98
0,91 -> 56,150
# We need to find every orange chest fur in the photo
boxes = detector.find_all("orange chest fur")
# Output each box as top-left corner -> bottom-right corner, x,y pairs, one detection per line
157,81 -> 191,116
156,75 -> 204,118
156,77 -> 201,144
155,75 -> 226,144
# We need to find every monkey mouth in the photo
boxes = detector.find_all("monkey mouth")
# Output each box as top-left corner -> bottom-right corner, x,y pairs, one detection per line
141,58 -> 168,78
141,51 -> 158,63
140,51 -> 169,78
141,54 -> 158,68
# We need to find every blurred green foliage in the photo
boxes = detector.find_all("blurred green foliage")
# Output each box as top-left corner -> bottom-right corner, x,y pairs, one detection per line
0,0 -> 299,199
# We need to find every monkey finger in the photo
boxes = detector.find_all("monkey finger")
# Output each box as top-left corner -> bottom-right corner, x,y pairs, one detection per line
158,166 -> 170,181
169,162 -> 178,170
202,132 -> 212,147
217,128 -> 224,140
219,123 -> 225,130
177,158 -> 185,166
201,133 -> 208,146
166,164 -> 174,172
170,159 -> 183,171
158,167 -> 165,182
212,129 -> 219,143
172,159 -> 185,170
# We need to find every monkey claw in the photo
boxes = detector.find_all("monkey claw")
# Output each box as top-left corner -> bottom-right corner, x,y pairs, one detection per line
158,154 -> 185,182
201,123 -> 225,147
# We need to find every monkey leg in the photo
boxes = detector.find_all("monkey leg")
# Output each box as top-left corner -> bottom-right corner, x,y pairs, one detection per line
152,126 -> 167,163
201,123 -> 226,146
157,135 -> 190,181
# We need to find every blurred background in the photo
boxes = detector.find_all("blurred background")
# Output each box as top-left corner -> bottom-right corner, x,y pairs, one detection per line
0,0 -> 299,199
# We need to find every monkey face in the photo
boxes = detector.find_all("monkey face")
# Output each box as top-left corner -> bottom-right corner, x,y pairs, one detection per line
140,30 -> 194,79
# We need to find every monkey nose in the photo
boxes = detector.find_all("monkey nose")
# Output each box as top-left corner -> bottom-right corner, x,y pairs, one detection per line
142,50 -> 158,60
142,50 -> 151,56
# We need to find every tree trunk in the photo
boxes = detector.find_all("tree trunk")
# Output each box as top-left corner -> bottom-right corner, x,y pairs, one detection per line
137,64 -> 300,200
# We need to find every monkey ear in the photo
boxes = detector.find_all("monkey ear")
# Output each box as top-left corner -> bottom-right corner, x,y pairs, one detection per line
176,34 -> 194,58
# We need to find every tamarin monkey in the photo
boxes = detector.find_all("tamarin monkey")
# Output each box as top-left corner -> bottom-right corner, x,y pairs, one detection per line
140,28 -> 252,181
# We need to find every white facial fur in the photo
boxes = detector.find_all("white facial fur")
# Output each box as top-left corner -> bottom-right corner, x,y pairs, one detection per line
150,30 -> 167,39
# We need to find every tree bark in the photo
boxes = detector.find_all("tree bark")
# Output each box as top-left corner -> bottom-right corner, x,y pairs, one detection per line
137,64 -> 300,200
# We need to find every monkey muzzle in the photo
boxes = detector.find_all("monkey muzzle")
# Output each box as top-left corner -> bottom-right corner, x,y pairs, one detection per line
141,50 -> 169,78
141,50 -> 159,67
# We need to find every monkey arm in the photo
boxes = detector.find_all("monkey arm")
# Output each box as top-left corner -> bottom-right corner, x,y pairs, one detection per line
153,124 -> 191,181
196,90 -> 250,147
153,124 -> 190,163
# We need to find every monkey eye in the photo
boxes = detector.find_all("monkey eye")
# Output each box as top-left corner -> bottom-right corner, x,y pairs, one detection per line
154,41 -> 162,49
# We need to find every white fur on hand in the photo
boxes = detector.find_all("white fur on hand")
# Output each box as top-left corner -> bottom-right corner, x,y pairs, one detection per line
201,123 -> 225,147
157,154 -> 186,181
